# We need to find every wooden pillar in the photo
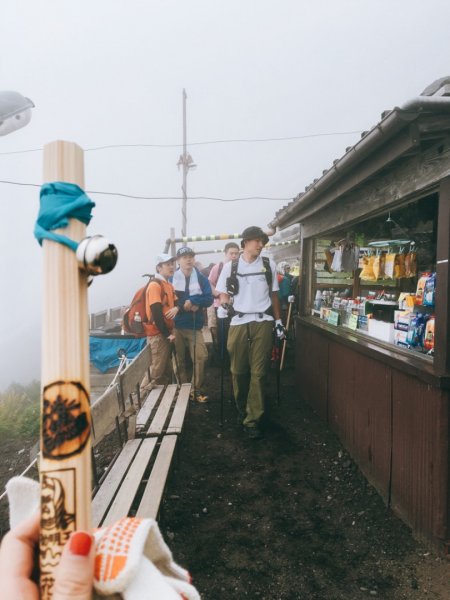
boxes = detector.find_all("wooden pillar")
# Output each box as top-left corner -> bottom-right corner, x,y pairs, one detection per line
299,230 -> 313,317
39,141 -> 92,599
434,176 -> 450,374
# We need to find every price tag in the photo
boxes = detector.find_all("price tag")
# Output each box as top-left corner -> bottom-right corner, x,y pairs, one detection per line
348,314 -> 358,330
327,310 -> 340,326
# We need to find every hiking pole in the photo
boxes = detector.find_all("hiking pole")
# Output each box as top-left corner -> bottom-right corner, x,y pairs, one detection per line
273,335 -> 281,406
192,309 -> 197,399
38,141 -> 117,599
280,300 -> 294,371
171,340 -> 181,385
219,316 -> 225,427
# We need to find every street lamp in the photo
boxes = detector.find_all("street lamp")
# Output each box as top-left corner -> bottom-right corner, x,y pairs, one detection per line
0,91 -> 34,136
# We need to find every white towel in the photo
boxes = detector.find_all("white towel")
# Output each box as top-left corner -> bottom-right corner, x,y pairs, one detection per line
172,268 -> 202,296
6,476 -> 201,600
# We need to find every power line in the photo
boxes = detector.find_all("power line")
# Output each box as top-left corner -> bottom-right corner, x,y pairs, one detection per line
85,130 -> 362,151
0,179 -> 294,202
0,129 -> 362,156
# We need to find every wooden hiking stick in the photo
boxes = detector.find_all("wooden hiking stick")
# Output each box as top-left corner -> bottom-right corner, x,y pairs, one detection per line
39,141 -> 91,599
280,301 -> 293,371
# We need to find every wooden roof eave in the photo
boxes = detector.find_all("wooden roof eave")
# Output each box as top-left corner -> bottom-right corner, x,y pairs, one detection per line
269,97 -> 450,231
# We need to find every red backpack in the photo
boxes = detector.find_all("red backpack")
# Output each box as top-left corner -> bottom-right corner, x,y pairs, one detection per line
122,276 -> 165,337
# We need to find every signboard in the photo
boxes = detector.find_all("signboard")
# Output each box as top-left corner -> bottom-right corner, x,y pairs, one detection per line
327,310 -> 340,326
348,314 -> 358,330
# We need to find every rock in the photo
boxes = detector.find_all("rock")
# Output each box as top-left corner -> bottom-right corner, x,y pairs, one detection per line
410,579 -> 419,589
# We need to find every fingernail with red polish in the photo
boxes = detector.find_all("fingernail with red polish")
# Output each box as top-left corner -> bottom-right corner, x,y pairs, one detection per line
69,532 -> 92,556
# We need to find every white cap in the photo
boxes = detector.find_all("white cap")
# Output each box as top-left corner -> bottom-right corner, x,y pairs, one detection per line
155,253 -> 175,266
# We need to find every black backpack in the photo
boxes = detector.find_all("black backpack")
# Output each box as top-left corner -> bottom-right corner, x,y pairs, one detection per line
226,256 -> 272,297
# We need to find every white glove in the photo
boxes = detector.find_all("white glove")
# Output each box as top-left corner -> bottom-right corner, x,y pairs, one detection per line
217,306 -> 228,319
288,295 -> 295,303
275,319 -> 286,340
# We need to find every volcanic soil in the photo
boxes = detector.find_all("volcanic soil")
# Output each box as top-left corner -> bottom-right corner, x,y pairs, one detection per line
0,351 -> 448,599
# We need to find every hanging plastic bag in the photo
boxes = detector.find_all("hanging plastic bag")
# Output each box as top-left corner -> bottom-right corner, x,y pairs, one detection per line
384,253 -> 396,279
404,252 -> 417,278
360,255 -> 376,281
394,254 -> 406,279
373,253 -> 385,280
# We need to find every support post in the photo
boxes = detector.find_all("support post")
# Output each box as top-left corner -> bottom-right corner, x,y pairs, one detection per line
39,141 -> 91,599
435,177 -> 450,374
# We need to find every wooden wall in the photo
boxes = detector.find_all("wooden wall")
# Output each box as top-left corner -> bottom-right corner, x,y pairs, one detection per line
296,320 -> 449,548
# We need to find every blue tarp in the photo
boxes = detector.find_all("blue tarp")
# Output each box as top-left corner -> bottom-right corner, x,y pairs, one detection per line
89,336 -> 146,373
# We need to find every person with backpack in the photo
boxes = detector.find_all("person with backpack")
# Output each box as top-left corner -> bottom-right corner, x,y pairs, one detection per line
215,226 -> 285,440
172,246 -> 213,403
145,254 -> 178,385
208,241 -> 240,363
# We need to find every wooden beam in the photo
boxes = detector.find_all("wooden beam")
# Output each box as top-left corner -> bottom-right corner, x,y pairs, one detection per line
434,175 -> 450,374
136,435 -> 177,520
101,438 -> 158,527
91,439 -> 142,526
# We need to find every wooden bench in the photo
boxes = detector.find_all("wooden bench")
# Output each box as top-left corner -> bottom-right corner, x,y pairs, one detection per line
91,434 -> 179,526
90,346 -> 191,525
136,383 -> 191,437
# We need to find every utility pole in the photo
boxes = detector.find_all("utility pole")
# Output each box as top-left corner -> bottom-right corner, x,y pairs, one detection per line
177,89 -> 196,238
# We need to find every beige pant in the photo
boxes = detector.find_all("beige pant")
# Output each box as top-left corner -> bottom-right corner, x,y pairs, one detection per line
174,328 -> 208,393
207,304 -> 217,329
147,334 -> 173,386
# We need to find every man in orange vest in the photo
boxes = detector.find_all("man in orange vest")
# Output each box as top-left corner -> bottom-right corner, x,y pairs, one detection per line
145,254 -> 179,385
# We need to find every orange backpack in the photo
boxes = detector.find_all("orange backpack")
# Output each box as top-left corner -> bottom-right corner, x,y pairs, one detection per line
122,278 -> 165,337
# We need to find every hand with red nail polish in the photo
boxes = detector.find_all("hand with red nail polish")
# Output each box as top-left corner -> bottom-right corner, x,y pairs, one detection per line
0,513 -> 94,600
53,531 -> 94,600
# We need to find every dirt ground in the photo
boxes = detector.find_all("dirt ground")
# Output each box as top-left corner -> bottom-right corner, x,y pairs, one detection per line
0,352 -> 448,599
161,354 -> 449,600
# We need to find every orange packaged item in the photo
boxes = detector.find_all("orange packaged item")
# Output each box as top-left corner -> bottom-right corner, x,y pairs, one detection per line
404,252 -> 417,278
415,272 -> 431,306
394,254 -> 405,279
424,316 -> 435,351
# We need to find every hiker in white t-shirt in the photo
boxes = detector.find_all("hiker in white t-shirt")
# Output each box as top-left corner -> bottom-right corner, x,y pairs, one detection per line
208,242 -> 240,363
216,226 -> 285,439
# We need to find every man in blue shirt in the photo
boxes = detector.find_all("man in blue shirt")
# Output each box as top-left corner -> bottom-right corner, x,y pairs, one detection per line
172,247 -> 213,402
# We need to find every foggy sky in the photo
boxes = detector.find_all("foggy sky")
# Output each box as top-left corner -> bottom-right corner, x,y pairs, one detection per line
1,0 -> 450,389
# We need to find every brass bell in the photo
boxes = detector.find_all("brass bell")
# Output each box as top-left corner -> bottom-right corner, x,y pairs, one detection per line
76,235 -> 118,276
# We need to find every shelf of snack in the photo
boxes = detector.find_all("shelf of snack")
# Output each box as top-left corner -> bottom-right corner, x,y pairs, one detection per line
309,197 -> 438,358
312,272 -> 436,357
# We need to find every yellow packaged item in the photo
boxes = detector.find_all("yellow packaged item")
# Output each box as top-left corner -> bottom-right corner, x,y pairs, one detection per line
373,254 -> 385,280
359,255 -> 376,281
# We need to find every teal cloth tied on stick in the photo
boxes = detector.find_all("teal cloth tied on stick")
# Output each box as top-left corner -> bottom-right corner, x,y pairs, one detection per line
34,181 -> 96,251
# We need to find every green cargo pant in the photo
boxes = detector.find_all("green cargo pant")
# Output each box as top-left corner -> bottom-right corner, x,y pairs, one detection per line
227,320 -> 273,427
